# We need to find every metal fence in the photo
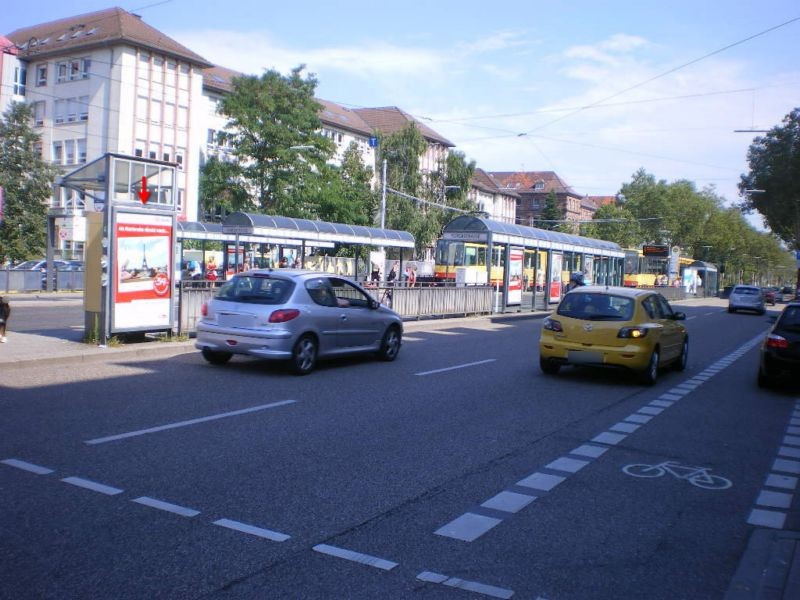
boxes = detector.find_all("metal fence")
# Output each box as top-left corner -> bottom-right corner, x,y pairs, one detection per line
177,282 -> 494,334
1,268 -> 85,293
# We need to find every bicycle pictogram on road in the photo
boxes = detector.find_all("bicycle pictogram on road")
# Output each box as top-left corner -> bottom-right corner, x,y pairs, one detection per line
622,461 -> 732,490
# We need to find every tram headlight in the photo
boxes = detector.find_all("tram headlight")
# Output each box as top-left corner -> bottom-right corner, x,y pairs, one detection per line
543,317 -> 563,332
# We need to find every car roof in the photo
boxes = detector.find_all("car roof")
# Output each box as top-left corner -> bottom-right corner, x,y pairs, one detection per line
733,284 -> 759,290
569,285 -> 655,298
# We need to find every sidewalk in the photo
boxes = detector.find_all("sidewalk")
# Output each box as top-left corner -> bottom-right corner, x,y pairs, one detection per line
726,529 -> 800,600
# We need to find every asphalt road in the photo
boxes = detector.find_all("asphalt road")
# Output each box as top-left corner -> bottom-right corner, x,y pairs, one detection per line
1,301 -> 797,599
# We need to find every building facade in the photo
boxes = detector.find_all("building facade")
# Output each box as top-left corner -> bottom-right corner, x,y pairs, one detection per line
4,7 -> 212,241
469,168 -> 518,224
489,170 -> 593,230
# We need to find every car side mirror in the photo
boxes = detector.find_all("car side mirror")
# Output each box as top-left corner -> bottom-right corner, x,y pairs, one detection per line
673,312 -> 686,321
369,299 -> 380,310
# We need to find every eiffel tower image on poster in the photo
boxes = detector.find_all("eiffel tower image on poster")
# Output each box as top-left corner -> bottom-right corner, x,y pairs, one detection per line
140,243 -> 149,271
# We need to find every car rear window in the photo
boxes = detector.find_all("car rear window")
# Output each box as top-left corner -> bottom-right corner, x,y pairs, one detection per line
778,306 -> 800,330
215,275 -> 294,304
557,293 -> 634,320
734,287 -> 760,295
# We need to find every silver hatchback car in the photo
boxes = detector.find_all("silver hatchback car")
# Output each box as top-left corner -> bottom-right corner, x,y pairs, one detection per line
727,284 -> 766,315
195,269 -> 403,374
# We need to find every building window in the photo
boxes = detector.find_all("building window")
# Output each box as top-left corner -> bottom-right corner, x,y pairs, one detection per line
175,152 -> 184,169
77,139 -> 87,163
148,150 -> 157,160
36,64 -> 47,86
56,58 -> 90,83
79,96 -> 89,121
534,181 -> 545,191
134,149 -> 143,157
13,66 -> 27,95
65,141 -> 75,165
32,101 -> 45,126
52,142 -> 63,164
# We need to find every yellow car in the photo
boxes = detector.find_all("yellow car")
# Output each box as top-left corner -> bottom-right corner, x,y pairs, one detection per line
539,286 -> 688,385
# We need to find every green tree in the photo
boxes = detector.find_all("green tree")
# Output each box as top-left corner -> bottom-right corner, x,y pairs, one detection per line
312,142 -> 378,225
218,66 -> 334,213
0,102 -> 58,262
198,156 -> 251,221
537,190 -> 562,231
739,107 -> 800,286
583,203 -> 641,247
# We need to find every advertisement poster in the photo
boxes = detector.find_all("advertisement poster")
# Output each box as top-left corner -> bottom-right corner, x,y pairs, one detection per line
549,252 -> 563,303
507,247 -> 523,305
113,211 -> 173,330
583,255 -> 594,285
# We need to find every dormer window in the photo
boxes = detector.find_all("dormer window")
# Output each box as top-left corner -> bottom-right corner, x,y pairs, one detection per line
534,181 -> 545,191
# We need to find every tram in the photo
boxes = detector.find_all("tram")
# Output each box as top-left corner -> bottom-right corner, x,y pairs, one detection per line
433,215 -> 625,309
622,248 -> 694,288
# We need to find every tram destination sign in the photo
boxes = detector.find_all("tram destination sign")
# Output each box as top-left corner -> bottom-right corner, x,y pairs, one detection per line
642,244 -> 669,257
443,232 -> 488,242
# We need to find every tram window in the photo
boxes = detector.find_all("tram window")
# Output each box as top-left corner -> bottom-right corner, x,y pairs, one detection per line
465,245 -> 477,266
477,246 -> 486,266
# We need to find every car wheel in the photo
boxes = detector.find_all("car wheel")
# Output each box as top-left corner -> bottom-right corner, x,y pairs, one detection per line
540,357 -> 560,375
201,347 -> 232,365
673,338 -> 688,372
728,307 -> 734,313
639,349 -> 659,385
291,334 -> 317,375
377,326 -> 401,361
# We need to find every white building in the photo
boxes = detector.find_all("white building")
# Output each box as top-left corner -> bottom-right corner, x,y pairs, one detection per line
4,7 -> 213,249
0,36 -> 25,116
469,168 -> 518,224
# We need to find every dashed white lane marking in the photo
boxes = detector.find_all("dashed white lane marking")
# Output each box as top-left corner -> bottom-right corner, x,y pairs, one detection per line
85,400 -> 297,444
435,513 -> 503,541
402,336 -> 424,342
312,544 -> 398,571
687,316 -> 698,320
132,496 -> 200,517
436,333 -> 766,542
212,518 -> 290,542
1,459 -> 53,475
426,330 -> 463,336
61,476 -> 123,495
417,571 -> 515,599
748,400 -> 800,529
416,359 -> 496,376
481,491 -> 537,513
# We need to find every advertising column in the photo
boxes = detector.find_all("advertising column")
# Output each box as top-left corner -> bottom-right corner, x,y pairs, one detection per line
507,247 -> 523,306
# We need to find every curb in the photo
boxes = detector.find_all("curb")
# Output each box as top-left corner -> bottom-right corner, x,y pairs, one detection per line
725,528 -> 800,599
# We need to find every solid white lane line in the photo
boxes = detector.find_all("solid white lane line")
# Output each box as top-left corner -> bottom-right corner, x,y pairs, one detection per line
416,359 -> 496,376
85,400 -> 297,444
132,496 -> 200,517
1,459 -> 53,475
312,544 -> 398,571
61,476 -> 123,495
212,518 -> 290,542
417,571 -> 514,599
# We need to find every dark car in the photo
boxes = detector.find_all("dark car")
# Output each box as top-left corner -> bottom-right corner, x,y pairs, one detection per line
758,302 -> 800,388
720,285 -> 735,299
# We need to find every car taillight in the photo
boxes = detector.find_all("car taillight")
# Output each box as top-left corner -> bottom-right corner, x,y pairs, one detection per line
269,309 -> 300,323
618,326 -> 648,339
543,318 -> 563,332
201,302 -> 208,317
766,334 -> 789,349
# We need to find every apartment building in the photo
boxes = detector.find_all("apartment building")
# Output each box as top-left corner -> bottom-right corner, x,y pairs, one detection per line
489,170 -> 592,229
469,168 -> 518,224
4,7 -> 212,234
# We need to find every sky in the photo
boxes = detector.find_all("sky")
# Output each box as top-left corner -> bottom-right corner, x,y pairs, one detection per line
4,1 -> 800,229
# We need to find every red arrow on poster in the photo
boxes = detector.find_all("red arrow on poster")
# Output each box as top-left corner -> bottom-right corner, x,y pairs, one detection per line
138,176 -> 151,204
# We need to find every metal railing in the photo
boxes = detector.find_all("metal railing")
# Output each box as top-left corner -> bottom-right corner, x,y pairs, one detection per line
177,281 -> 494,334
1,268 -> 85,293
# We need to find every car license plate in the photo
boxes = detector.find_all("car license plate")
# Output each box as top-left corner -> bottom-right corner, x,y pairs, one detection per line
218,313 -> 256,328
568,350 -> 603,364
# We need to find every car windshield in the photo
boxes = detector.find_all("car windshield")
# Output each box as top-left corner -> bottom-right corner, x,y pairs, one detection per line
734,287 -> 760,295
215,275 -> 294,304
557,293 -> 634,321
13,260 -> 42,269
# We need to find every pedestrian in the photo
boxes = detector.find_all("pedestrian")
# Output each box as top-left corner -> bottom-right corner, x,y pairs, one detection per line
405,265 -> 417,287
387,262 -> 398,284
564,272 -> 585,293
0,296 -> 10,343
